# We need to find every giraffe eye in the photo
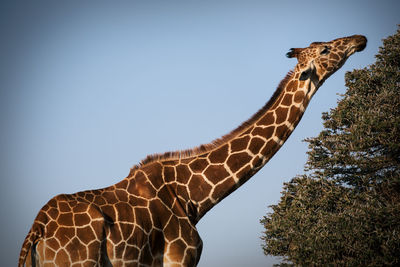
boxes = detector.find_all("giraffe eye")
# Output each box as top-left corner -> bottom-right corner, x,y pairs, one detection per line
320,46 -> 330,55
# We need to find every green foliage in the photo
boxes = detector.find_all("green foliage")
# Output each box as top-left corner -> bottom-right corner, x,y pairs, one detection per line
261,27 -> 400,266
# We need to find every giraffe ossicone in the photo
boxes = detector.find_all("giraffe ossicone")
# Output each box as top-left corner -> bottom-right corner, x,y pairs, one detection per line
19,35 -> 366,267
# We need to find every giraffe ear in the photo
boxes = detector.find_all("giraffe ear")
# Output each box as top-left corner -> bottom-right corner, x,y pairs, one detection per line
286,48 -> 296,58
286,48 -> 302,58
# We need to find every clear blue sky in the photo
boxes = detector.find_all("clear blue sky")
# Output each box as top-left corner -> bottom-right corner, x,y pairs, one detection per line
1,1 -> 398,266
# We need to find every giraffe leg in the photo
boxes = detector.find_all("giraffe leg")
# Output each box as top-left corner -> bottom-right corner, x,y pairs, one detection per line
31,195 -> 108,266
105,223 -> 145,267
34,222 -> 105,266
163,218 -> 202,267
24,246 -> 34,267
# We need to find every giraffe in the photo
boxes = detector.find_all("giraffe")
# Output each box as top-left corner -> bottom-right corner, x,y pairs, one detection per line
19,35 -> 366,267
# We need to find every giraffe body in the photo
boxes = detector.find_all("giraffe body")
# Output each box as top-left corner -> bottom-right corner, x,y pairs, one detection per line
19,35 -> 366,266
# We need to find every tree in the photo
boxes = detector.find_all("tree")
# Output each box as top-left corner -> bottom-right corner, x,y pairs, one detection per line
260,26 -> 400,266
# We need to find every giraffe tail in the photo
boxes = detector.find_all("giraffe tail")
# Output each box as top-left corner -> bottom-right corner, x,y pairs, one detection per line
18,223 -> 41,267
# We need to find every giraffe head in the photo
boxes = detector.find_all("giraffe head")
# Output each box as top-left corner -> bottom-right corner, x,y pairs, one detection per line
287,35 -> 367,84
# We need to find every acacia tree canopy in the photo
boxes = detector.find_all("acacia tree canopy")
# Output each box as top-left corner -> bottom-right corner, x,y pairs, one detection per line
261,26 -> 400,266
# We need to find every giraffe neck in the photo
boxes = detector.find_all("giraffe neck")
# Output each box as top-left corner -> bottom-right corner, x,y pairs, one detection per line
185,68 -> 318,221
128,67 -> 320,223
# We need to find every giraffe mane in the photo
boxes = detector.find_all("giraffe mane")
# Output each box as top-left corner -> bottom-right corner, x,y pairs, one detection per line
134,70 -> 295,170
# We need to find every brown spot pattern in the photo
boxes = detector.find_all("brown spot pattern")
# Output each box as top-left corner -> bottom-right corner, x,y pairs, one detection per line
252,126 -> 275,139
286,80 -> 298,92
275,107 -> 289,124
227,152 -> 252,173
204,165 -> 230,184
231,135 -> 250,152
257,112 -> 275,126
189,159 -> 208,173
209,144 -> 228,163
294,91 -> 305,103
249,137 -> 265,155
281,94 -> 293,106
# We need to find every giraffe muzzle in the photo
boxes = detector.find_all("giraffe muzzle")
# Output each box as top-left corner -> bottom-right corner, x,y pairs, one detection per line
352,35 -> 367,52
